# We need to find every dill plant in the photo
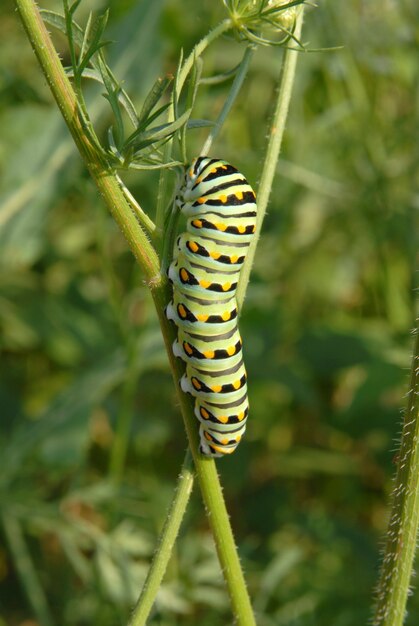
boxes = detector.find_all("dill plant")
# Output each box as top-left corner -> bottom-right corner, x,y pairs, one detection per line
13,1 -> 307,622
12,0 -> 419,625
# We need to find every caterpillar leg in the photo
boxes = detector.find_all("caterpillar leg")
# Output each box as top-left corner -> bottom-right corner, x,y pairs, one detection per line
165,302 -> 176,322
179,373 -> 194,395
172,339 -> 184,360
199,436 -> 224,458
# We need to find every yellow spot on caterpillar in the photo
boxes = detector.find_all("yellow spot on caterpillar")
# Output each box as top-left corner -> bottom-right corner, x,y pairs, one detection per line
230,255 -> 238,263
192,378 -> 202,390
210,168 -> 217,173
189,168 -> 194,177
200,279 -> 211,289
197,176 -> 203,183
235,434 -> 242,442
204,431 -> 213,441
210,251 -> 220,259
222,283 -> 231,291
215,223 -> 227,231
220,164 -> 227,170
221,311 -> 230,321
200,408 -> 210,420
198,197 -> 206,204
219,194 -> 228,203
189,241 -> 199,252
235,191 -> 243,200
233,379 -> 241,390
192,219 -> 203,228
212,384 -> 222,393
221,438 -> 229,445
180,268 -> 189,282
227,346 -> 236,356
184,342 -> 193,355
237,411 -> 245,421
237,225 -> 246,233
204,350 -> 215,359
197,314 -> 209,322
214,444 -> 234,454
218,415 -> 229,424
178,304 -> 187,318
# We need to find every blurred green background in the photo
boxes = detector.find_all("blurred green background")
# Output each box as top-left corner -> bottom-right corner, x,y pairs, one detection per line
0,0 -> 417,625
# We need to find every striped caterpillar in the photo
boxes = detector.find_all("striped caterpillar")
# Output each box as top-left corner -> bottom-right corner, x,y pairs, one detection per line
166,157 -> 257,457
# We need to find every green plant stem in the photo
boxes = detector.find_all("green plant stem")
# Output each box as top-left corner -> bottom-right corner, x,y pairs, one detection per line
129,451 -> 194,626
236,9 -> 305,309
117,174 -> 156,236
201,44 -> 254,156
15,3 -> 256,624
176,18 -> 233,109
372,325 -> 419,626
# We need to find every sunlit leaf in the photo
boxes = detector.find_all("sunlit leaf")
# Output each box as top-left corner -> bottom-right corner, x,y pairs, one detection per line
77,10 -> 110,76
124,107 -> 191,150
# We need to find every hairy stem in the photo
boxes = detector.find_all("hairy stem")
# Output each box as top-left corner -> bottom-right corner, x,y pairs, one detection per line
129,451 -> 194,626
237,9 -> 305,309
15,3 -> 256,624
176,19 -> 233,106
372,325 -> 419,626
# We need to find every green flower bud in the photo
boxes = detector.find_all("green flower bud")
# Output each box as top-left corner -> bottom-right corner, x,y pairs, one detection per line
264,0 -> 301,30
222,0 -> 303,46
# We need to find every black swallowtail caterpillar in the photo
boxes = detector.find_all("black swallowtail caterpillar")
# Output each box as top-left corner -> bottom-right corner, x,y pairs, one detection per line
166,157 -> 257,457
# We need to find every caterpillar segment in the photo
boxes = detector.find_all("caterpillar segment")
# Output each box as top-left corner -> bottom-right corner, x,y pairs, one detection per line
167,157 -> 257,457
172,328 -> 243,380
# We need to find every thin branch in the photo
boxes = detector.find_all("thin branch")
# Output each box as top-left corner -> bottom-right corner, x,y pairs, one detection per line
236,9 -> 305,309
201,45 -> 254,156
116,174 -> 156,236
176,19 -> 233,106
129,451 -> 194,626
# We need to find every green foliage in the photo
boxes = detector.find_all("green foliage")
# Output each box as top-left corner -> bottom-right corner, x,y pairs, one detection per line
41,0 -> 189,171
1,0 -> 418,625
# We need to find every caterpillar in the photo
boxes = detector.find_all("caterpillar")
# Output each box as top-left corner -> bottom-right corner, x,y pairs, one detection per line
166,157 -> 257,457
